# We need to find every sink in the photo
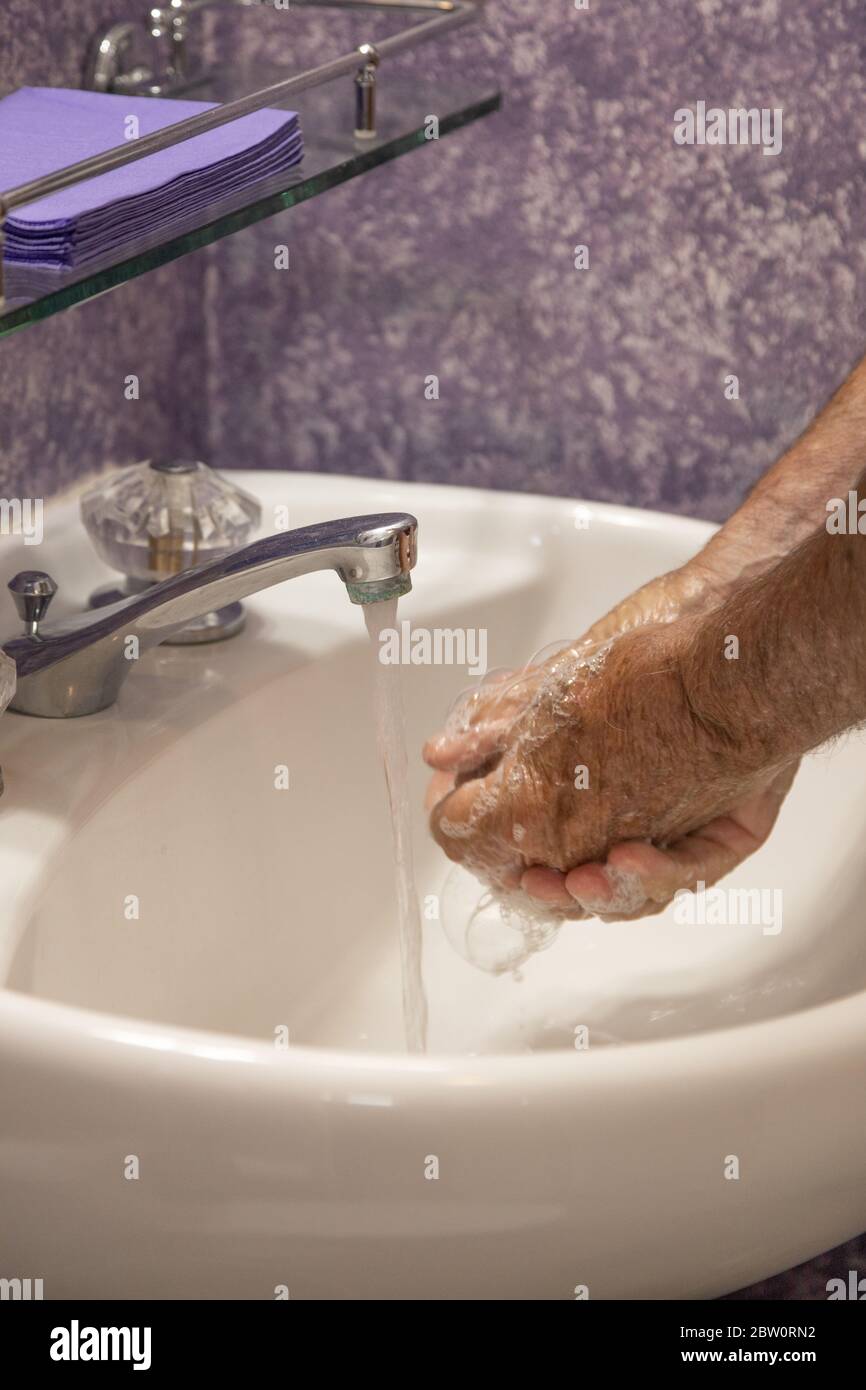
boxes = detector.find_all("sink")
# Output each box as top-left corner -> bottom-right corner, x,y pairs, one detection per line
1,470 -> 865,1299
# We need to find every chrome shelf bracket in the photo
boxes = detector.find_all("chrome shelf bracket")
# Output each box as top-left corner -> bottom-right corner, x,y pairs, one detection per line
354,42 -> 380,139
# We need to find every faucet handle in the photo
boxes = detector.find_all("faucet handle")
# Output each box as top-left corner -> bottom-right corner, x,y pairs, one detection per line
80,457 -> 261,583
8,570 -> 58,636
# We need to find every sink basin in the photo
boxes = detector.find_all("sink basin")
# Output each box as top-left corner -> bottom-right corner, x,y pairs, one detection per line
1,471 -> 865,1299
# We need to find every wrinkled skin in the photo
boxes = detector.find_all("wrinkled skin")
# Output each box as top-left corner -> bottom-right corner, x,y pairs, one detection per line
424,560 -> 798,921
425,562 -> 714,776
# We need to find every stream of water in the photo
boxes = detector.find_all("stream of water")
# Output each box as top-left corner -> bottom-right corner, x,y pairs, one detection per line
364,598 -> 429,1053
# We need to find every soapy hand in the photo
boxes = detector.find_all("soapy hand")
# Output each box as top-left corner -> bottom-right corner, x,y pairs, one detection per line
424,578 -> 797,920
424,559 -> 718,775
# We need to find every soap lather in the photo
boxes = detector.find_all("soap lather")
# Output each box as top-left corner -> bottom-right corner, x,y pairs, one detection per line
80,457 -> 261,643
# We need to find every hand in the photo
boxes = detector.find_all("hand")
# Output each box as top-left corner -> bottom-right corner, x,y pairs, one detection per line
424,556 -> 719,777
426,618 -> 798,920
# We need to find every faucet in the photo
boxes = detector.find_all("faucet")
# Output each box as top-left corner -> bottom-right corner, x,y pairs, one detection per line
1,513 -> 417,718
87,0 -> 260,98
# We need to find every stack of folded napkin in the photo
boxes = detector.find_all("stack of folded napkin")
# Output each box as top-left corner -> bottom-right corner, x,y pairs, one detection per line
0,86 -> 303,270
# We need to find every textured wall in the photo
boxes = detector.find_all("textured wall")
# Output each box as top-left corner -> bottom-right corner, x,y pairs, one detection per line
0,0 -> 209,502
202,0 -> 866,521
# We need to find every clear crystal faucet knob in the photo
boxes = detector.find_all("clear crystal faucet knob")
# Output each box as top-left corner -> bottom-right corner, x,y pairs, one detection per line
8,571 -> 58,636
79,457 -> 262,644
80,457 -> 261,583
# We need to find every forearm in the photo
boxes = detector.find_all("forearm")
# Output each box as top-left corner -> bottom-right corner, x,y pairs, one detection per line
684,475 -> 866,767
581,355 -> 866,652
698,352 -> 866,586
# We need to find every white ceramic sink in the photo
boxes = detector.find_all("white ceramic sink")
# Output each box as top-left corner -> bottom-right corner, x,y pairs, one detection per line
1,471 -> 865,1299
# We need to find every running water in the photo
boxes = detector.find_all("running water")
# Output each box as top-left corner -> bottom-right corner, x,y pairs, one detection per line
364,598 -> 429,1053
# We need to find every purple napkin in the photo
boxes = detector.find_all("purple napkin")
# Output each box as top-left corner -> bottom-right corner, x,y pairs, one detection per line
0,87 -> 303,269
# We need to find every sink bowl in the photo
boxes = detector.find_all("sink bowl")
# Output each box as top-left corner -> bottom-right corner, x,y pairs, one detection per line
1,471 -> 865,1299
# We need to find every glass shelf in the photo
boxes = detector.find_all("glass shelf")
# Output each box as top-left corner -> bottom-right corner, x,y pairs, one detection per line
0,71 -> 499,339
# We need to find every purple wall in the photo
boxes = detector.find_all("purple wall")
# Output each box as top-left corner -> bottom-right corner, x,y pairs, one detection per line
203,0 -> 866,521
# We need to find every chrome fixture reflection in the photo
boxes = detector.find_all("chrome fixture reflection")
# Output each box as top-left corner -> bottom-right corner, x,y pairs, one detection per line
355,44 -> 380,139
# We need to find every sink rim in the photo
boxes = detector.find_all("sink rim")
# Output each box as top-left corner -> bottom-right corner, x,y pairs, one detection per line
2,974 -> 865,1090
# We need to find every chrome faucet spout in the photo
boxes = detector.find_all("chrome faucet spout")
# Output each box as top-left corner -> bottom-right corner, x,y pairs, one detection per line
2,512 -> 417,718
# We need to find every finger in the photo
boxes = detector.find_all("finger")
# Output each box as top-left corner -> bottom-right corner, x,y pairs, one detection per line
604,782 -> 789,901
562,766 -> 800,920
424,769 -> 455,812
521,866 -> 575,910
428,767 -> 515,880
563,818 -> 754,921
564,856 -> 650,916
498,864 -> 525,892
626,824 -> 751,895
423,716 -> 514,774
423,670 -> 530,773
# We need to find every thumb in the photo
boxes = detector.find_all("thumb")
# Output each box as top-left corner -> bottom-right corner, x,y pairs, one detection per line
429,767 -> 524,890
